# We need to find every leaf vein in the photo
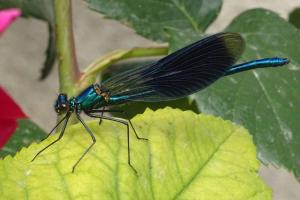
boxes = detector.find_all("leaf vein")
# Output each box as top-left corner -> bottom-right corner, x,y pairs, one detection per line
172,126 -> 235,199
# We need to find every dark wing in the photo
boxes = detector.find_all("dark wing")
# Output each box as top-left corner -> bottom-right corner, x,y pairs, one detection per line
102,32 -> 245,102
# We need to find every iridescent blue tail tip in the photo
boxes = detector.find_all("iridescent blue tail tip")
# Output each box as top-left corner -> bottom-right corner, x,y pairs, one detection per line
225,57 -> 289,76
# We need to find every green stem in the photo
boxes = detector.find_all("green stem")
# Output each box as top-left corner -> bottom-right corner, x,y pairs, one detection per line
78,46 -> 168,91
54,0 -> 79,126
54,0 -> 79,96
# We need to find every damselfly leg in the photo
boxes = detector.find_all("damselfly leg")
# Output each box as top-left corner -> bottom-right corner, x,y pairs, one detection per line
98,106 -> 105,125
88,109 -> 148,140
31,113 -> 71,162
86,110 -> 147,174
72,113 -> 96,173
41,114 -> 69,142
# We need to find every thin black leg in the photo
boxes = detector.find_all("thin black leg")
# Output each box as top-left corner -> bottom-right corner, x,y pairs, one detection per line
88,109 -> 148,140
127,118 -> 147,140
72,113 -> 96,173
31,113 -> 71,162
41,114 -> 69,142
86,112 -> 139,174
98,106 -> 105,125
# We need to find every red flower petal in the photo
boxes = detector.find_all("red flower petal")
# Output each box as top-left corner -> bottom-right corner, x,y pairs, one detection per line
0,86 -> 27,119
0,120 -> 17,148
0,86 -> 27,148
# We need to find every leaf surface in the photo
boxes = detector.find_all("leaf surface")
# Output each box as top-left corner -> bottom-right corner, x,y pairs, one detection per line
194,9 -> 300,179
0,119 -> 46,158
289,7 -> 300,30
0,108 -> 270,199
87,0 -> 222,42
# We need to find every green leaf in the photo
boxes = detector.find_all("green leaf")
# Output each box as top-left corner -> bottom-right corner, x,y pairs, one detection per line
289,8 -> 300,30
0,108 -> 270,199
112,98 -> 198,119
193,9 -> 300,179
86,0 -> 222,42
0,119 -> 46,158
40,23 -> 56,80
0,0 -> 56,80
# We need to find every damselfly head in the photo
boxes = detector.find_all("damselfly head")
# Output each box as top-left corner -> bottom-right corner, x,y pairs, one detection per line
54,93 -> 69,114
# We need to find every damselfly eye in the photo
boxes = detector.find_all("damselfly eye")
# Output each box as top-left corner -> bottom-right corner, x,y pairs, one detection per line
54,93 -> 69,114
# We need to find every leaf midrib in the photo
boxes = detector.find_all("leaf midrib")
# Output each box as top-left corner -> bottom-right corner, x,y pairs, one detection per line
172,127 -> 235,199
170,0 -> 201,32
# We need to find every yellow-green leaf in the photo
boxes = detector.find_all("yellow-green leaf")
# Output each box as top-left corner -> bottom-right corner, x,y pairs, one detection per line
0,108 -> 270,199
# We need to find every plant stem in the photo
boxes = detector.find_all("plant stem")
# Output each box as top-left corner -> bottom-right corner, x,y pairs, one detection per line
54,0 -> 79,96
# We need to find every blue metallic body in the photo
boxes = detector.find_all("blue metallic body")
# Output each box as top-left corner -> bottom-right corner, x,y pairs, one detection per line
225,57 -> 288,75
72,57 -> 288,111
72,85 -> 153,111
76,86 -> 103,109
